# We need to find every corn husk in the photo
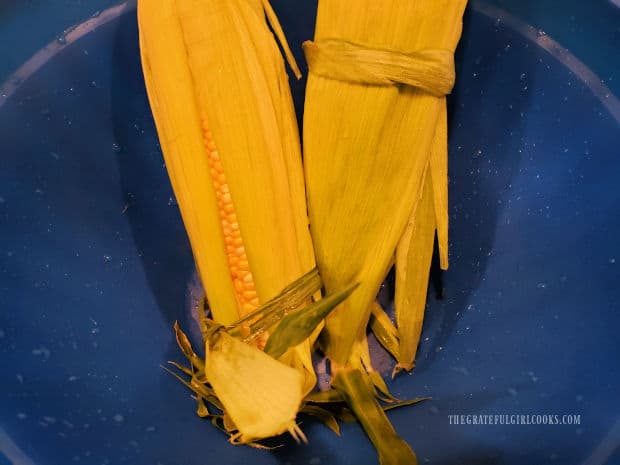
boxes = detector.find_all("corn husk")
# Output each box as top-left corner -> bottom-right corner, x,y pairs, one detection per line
205,331 -> 305,443
303,0 -> 467,367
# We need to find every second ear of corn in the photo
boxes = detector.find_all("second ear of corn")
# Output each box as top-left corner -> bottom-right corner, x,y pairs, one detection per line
303,0 -> 467,371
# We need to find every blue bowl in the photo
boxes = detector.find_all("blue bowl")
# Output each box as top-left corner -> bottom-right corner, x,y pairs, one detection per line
1,2 -> 619,464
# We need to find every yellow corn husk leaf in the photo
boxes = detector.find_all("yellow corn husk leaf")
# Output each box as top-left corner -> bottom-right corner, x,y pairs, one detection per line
369,302 -> 400,361
138,0 -> 313,325
348,336 -> 399,402
429,101 -> 449,270
205,331 -> 305,443
303,0 -> 467,364
394,168 -> 436,374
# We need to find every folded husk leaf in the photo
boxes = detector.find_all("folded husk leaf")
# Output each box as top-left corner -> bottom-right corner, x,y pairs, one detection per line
265,282 -> 359,359
205,331 -> 304,443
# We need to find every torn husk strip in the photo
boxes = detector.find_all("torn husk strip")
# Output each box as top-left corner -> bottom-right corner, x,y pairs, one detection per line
331,368 -> 417,465
429,101 -> 449,270
391,100 -> 450,374
303,0 -> 468,365
231,267 -> 321,343
394,169 -> 436,374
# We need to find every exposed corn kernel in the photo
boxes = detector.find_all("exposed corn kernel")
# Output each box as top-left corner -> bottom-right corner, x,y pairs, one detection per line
201,117 -> 259,316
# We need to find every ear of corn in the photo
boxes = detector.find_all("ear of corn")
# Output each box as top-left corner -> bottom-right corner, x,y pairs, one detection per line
138,0 -> 321,441
139,0 -> 314,325
303,0 -> 467,367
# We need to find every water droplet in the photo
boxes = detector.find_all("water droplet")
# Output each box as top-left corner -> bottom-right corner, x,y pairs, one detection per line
32,346 -> 51,359
610,258 -> 616,264
537,283 -> 547,289
56,35 -> 67,45
103,254 -> 112,263
113,414 -> 124,423
111,143 -> 122,153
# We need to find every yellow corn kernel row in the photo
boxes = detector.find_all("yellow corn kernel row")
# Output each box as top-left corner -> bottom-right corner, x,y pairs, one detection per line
201,116 -> 259,316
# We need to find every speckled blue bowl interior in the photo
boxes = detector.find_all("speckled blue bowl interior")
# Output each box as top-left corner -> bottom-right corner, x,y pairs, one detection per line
1,1 -> 619,464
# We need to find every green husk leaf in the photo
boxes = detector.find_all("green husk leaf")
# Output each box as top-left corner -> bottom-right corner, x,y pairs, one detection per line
264,282 -> 359,359
383,397 -> 430,412
161,364 -> 222,410
223,413 -> 237,433
227,267 -> 321,343
331,368 -> 417,465
300,404 -> 341,435
167,360 -> 193,377
305,389 -> 344,403
369,302 -> 400,360
367,371 -> 400,403
210,415 -> 229,434
351,336 -> 399,403
196,397 -> 210,418
173,321 -> 205,373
